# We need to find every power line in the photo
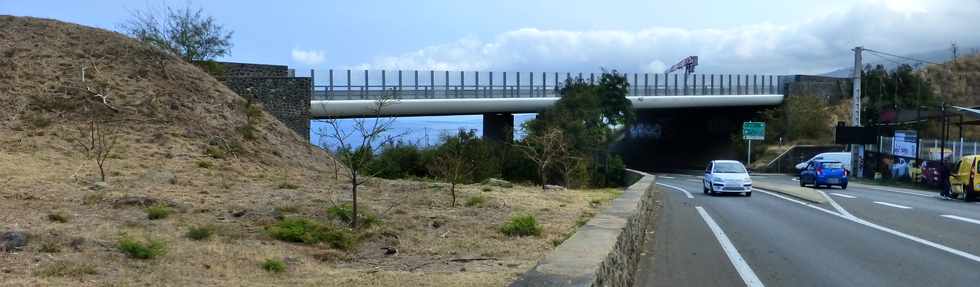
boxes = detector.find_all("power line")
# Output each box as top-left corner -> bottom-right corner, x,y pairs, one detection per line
863,48 -> 942,65
866,52 -> 910,66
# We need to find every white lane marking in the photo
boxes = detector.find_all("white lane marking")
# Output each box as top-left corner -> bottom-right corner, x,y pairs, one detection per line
660,176 -> 676,179
756,188 -> 980,264
695,206 -> 765,287
941,214 -> 980,226
879,189 -> 933,198
753,188 -> 836,215
686,179 -> 701,183
854,184 -> 933,198
657,183 -> 694,199
873,201 -> 912,209
791,178 -> 800,182
819,190 -> 855,219
830,193 -> 857,199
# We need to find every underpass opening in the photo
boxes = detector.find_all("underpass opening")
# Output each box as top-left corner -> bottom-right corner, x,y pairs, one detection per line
617,106 -> 767,172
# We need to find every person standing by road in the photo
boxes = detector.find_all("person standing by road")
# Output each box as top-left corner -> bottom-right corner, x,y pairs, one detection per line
940,162 -> 952,199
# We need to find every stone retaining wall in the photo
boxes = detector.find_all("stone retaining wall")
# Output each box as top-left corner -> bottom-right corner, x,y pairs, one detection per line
222,77 -> 311,139
510,171 -> 659,287
216,62 -> 289,78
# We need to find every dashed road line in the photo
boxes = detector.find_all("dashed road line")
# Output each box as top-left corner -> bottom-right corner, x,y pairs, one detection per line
695,206 -> 765,287
754,188 -> 980,264
941,214 -> 980,226
873,201 -> 912,209
660,176 -> 676,179
686,179 -> 701,183
657,183 -> 694,199
830,193 -> 857,199
852,184 -> 933,198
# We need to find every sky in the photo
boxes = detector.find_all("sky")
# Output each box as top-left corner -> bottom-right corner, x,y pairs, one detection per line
5,0 -> 979,76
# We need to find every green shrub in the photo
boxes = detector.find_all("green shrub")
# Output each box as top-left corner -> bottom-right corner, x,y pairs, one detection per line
326,204 -> 378,227
464,195 -> 486,207
278,182 -> 300,190
196,160 -> 214,169
194,60 -> 226,78
186,225 -> 215,241
261,258 -> 286,273
500,214 -> 542,237
366,142 -> 426,179
117,237 -> 166,259
205,146 -> 227,159
47,212 -> 70,223
145,205 -> 173,220
266,218 -> 355,250
238,125 -> 258,141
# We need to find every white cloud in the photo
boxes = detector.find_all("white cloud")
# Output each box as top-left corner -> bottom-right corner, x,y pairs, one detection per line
355,0 -> 979,75
291,48 -> 326,66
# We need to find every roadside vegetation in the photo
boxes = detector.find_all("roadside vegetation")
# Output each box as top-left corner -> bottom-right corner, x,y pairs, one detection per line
0,4 -> 634,286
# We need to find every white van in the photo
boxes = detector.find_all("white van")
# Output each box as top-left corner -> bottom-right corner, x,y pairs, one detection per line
795,152 -> 852,172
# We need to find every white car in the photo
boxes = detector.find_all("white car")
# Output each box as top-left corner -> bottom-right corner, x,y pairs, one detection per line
703,160 -> 753,197
795,152 -> 852,172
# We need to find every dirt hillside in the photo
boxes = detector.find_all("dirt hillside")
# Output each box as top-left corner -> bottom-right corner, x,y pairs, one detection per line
0,15 -> 331,172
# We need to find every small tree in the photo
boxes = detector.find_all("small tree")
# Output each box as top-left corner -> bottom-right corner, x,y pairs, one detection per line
429,130 -> 476,207
318,93 -> 400,228
119,4 -> 233,62
517,127 -> 568,190
74,120 -> 118,183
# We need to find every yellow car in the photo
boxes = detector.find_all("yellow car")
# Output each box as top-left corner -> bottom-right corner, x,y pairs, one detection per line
948,155 -> 980,201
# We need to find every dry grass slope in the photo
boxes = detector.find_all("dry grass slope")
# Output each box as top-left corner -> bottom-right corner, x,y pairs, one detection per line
0,16 -> 620,286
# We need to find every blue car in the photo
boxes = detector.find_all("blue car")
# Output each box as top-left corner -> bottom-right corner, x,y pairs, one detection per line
799,160 -> 848,189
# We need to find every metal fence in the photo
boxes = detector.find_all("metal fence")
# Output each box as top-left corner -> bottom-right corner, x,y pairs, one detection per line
310,69 -> 780,100
872,136 -> 980,160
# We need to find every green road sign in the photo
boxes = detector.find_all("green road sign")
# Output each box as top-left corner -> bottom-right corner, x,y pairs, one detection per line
743,122 -> 765,140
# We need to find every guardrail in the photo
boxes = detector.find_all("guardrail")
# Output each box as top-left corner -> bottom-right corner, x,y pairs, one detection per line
312,70 -> 780,100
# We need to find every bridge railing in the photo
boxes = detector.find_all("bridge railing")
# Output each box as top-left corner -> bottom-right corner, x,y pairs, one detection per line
311,69 -> 779,100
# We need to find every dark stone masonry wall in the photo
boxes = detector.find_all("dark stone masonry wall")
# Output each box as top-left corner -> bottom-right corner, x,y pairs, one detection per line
218,62 -> 289,78
223,77 -> 311,140
210,61 -> 311,140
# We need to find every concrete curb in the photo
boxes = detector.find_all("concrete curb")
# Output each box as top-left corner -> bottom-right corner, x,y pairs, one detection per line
753,182 -> 827,204
510,170 -> 659,287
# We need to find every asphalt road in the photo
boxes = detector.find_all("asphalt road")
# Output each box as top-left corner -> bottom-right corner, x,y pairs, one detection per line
634,173 -> 980,287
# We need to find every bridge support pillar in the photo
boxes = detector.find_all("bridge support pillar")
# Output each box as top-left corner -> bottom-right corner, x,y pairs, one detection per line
483,112 -> 514,142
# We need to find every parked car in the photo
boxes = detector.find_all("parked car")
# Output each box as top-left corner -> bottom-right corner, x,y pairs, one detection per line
947,155 -> 980,201
703,160 -> 753,197
799,160 -> 848,189
796,152 -> 852,173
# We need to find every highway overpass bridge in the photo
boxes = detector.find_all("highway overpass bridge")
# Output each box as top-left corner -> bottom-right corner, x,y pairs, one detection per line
217,63 -> 853,169
308,70 -> 784,141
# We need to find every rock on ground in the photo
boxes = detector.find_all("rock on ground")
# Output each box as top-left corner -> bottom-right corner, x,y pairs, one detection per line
0,231 -> 28,252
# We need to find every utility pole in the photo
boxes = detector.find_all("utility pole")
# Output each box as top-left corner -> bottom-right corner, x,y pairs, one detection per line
852,46 -> 864,177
